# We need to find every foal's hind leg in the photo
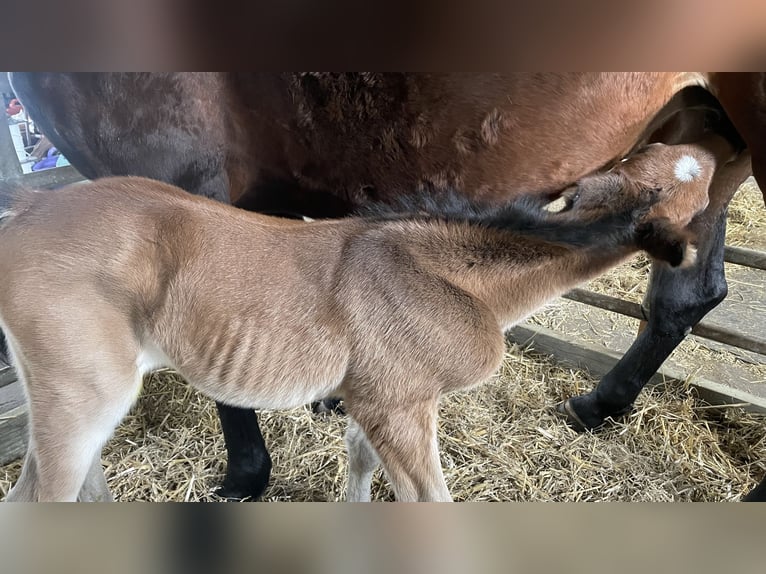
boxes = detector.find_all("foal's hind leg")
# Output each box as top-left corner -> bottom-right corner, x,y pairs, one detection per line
4,310 -> 142,501
559,152 -> 752,430
350,399 -> 451,502
9,365 -> 141,502
7,448 -> 111,502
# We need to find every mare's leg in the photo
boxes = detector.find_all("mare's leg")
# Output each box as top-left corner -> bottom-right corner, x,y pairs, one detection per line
350,399 -> 451,502
345,418 -> 381,502
559,152 -> 753,430
214,403 -> 272,500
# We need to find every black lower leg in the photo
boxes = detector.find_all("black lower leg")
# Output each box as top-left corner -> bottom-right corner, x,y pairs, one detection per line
561,208 -> 730,430
215,403 -> 272,500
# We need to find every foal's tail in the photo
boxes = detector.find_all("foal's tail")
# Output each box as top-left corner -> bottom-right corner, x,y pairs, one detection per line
0,182 -> 47,227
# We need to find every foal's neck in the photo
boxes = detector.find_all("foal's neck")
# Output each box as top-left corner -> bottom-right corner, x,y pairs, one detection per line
417,223 -> 637,330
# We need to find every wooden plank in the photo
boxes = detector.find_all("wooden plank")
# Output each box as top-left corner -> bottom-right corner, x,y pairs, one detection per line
564,288 -> 642,319
0,380 -> 28,466
0,404 -> 27,467
0,366 -> 16,389
506,323 -> 766,414
725,246 -> 766,271
0,379 -> 24,412
8,165 -> 85,190
563,288 -> 766,356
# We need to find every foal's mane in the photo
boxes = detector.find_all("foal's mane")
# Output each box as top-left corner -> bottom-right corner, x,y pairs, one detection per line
358,188 -> 644,250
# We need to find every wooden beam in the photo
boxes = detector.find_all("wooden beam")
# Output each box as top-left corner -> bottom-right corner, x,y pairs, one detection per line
7,165 -> 85,190
0,380 -> 28,465
563,288 -> 642,320
0,379 -> 24,412
0,366 -> 16,389
725,246 -> 766,271
563,288 -> 766,356
506,323 -> 766,413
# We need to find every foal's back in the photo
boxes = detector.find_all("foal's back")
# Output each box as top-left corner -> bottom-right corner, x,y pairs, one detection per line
0,178 -> 361,409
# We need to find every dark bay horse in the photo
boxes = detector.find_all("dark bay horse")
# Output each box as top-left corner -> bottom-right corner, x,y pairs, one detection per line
8,72 -> 766,500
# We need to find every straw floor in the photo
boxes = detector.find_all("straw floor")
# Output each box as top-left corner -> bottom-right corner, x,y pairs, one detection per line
1,182 -> 765,502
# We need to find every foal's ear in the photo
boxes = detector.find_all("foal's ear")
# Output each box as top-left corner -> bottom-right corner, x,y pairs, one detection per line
636,219 -> 697,268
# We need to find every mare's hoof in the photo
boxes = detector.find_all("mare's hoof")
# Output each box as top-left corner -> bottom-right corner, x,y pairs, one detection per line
216,476 -> 269,501
312,398 -> 345,416
554,399 -> 592,432
216,461 -> 272,501
554,398 -> 633,432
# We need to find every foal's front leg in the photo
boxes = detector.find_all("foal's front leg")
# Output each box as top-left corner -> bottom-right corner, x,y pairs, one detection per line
559,153 -> 752,430
350,399 -> 451,502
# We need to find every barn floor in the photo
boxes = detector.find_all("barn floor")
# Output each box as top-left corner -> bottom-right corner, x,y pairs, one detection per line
1,180 -> 765,502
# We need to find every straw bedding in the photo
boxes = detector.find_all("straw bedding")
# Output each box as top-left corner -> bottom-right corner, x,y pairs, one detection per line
1,181 -> 765,502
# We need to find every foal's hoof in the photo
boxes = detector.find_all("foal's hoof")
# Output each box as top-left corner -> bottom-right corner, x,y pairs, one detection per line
312,398 -> 345,416
554,398 -> 633,432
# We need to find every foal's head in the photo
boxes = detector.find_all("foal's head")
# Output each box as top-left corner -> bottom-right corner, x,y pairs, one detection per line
560,139 -> 724,267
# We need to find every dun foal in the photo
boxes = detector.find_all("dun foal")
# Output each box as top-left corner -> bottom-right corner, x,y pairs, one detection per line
2,140 -> 727,501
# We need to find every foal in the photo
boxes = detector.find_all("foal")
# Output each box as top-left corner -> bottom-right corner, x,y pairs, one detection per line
1,140 -> 724,502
